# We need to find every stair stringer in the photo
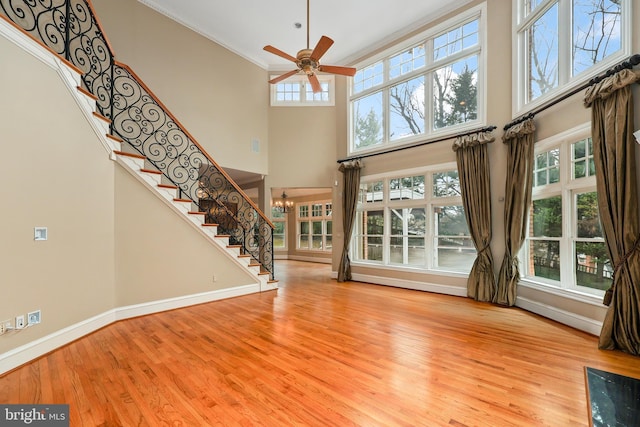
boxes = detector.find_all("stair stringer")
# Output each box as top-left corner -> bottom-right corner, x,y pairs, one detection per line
110,148 -> 277,292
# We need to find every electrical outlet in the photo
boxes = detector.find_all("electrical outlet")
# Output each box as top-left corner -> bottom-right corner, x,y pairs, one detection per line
15,315 -> 25,329
27,310 -> 41,325
0,319 -> 12,335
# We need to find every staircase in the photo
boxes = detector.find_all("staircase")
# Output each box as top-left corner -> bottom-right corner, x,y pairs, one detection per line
0,0 -> 277,290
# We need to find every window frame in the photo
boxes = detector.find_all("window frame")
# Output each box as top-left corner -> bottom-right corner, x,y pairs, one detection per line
351,163 -> 474,275
521,123 -> 607,299
269,74 -> 335,106
348,3 -> 487,157
296,200 -> 332,252
512,0 -> 631,115
270,207 -> 288,251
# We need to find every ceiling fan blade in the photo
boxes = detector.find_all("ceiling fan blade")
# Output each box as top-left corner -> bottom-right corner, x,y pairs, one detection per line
308,73 -> 322,93
263,45 -> 298,63
318,65 -> 357,77
268,69 -> 300,84
310,36 -> 334,61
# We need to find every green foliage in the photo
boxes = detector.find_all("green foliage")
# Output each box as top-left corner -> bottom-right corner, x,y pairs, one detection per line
446,65 -> 477,124
355,109 -> 382,148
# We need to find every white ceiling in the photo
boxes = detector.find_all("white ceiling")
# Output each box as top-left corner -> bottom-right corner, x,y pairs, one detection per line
138,0 -> 473,71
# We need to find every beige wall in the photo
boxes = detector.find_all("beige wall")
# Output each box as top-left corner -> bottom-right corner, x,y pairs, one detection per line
114,167 -> 255,306
92,0 -> 270,178
0,35 -> 116,353
0,18 -> 262,361
267,78 -> 349,190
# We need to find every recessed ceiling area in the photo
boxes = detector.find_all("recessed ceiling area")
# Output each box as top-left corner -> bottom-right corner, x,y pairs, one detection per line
138,0 -> 473,70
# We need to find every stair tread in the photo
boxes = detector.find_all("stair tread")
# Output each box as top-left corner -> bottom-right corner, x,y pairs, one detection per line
140,168 -> 162,175
76,86 -> 98,101
115,150 -> 145,160
158,184 -> 178,189
173,198 -> 191,203
92,111 -> 111,124
215,235 -> 231,238
201,223 -> 219,227
107,134 -> 124,143
188,211 -> 206,215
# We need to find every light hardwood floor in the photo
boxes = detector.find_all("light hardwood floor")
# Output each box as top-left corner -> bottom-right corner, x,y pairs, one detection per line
1,260 -> 639,426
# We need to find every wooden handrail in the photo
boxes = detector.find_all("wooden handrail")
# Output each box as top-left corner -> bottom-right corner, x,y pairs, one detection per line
81,0 -> 272,229
113,61 -> 274,229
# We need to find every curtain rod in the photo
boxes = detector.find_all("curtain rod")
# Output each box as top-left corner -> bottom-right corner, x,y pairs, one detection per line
504,53 -> 640,131
336,125 -> 497,164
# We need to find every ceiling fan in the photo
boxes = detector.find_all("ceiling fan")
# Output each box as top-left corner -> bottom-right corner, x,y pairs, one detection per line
263,0 -> 357,93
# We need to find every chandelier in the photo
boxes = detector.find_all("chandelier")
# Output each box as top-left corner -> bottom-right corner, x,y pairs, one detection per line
274,191 -> 293,213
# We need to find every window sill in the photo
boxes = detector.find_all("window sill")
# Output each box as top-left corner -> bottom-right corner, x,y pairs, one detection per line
518,278 -> 606,307
351,261 -> 470,279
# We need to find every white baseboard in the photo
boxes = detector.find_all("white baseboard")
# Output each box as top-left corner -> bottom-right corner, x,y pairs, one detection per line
0,284 -> 260,375
333,272 -> 602,335
343,272 -> 468,297
516,296 -> 602,336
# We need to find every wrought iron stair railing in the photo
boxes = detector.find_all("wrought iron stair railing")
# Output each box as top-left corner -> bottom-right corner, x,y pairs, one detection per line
1,0 -> 274,279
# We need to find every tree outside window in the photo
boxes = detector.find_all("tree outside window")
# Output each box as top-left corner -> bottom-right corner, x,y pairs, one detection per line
350,7 -> 484,154
518,0 -> 626,106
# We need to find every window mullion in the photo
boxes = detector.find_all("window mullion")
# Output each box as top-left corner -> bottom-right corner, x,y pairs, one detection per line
383,87 -> 390,144
558,0 -> 571,85
560,182 -> 573,289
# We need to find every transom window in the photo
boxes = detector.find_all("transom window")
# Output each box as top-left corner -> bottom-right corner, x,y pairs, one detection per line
349,5 -> 485,155
270,75 -> 334,106
515,0 -> 629,111
523,125 -> 608,296
352,165 -> 474,273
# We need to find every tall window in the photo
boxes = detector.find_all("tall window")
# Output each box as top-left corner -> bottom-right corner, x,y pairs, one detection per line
352,166 -> 475,273
271,207 -> 287,250
270,75 -> 334,106
349,5 -> 485,155
515,0 -> 629,109
297,201 -> 332,251
524,124 -> 608,295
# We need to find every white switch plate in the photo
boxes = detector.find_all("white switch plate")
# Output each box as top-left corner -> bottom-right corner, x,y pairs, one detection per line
28,310 -> 41,325
34,227 -> 48,241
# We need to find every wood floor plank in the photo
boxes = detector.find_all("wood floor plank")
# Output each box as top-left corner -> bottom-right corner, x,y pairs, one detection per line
1,260 -> 640,426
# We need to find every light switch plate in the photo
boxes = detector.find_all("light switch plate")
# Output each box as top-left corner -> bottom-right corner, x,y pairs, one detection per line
34,227 -> 48,241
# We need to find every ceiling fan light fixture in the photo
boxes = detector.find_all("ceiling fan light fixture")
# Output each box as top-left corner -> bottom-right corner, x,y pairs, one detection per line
262,0 -> 356,93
